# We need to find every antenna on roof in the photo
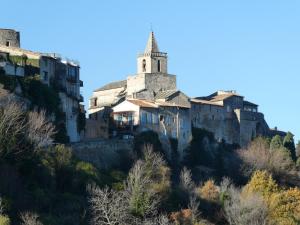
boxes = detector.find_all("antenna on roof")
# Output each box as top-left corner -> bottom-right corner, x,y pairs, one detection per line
150,23 -> 153,32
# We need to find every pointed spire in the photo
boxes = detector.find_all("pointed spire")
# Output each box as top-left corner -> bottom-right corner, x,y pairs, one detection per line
144,32 -> 159,53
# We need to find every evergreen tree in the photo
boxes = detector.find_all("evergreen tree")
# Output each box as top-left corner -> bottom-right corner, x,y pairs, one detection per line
270,135 -> 283,150
283,132 -> 296,161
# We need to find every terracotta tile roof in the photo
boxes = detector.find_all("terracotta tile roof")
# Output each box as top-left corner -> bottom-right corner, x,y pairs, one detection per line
156,101 -> 190,108
190,98 -> 223,106
209,93 -> 240,102
127,99 -> 158,108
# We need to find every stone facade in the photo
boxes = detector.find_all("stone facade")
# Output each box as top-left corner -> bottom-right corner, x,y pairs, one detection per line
89,32 -> 285,155
0,29 -> 84,143
71,139 -> 133,169
0,29 -> 20,48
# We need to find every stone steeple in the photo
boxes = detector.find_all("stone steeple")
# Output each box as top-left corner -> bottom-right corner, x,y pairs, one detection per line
137,32 -> 168,74
144,32 -> 159,53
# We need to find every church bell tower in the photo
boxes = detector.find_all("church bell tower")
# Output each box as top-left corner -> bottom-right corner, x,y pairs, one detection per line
137,32 -> 168,74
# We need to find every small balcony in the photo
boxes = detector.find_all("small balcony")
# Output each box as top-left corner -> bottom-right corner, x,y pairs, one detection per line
79,80 -> 83,87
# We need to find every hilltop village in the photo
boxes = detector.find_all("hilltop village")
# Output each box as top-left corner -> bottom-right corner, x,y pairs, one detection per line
87,31 -> 285,154
0,28 -> 285,155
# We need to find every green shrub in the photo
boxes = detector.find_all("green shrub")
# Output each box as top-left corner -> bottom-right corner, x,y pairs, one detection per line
0,215 -> 10,225
134,131 -> 163,156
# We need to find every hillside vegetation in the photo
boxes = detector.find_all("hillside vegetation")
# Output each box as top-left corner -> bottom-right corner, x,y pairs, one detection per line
0,89 -> 300,225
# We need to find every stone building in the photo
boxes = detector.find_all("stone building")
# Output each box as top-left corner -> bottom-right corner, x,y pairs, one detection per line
89,32 -> 285,152
0,29 -> 20,48
0,29 -> 84,142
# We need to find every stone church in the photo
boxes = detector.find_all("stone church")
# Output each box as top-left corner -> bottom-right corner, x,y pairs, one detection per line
88,32 -> 284,154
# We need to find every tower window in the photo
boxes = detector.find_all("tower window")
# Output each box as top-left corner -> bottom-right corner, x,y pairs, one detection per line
6,41 -> 10,47
93,98 -> 98,107
157,59 -> 161,72
142,59 -> 146,72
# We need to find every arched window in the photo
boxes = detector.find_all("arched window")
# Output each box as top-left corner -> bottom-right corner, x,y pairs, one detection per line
157,59 -> 161,72
142,59 -> 146,72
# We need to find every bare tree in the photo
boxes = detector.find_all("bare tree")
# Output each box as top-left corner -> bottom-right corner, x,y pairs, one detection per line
188,195 -> 201,224
0,99 -> 55,159
238,138 -> 299,185
27,109 -> 55,148
20,212 -> 43,225
179,167 -> 195,193
126,160 -> 159,217
224,186 -> 268,225
0,99 -> 27,157
143,214 -> 171,225
87,184 -> 131,225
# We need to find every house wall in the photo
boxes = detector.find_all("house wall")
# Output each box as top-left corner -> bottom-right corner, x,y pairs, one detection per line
1,62 -> 24,76
137,54 -> 168,74
126,73 -> 146,97
90,87 -> 125,113
191,103 -> 240,145
112,100 -> 141,125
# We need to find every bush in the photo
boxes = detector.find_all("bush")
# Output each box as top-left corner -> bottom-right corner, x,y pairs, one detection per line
134,131 -> 163,157
0,216 -> 10,225
197,180 -> 219,203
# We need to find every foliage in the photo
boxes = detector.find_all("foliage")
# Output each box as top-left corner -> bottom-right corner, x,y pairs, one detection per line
0,216 -> 10,225
242,170 -> 300,225
270,135 -> 283,150
243,170 -> 279,199
134,131 -> 163,157
196,180 -> 219,203
268,188 -> 300,225
19,75 -> 69,143
183,128 -> 215,168
283,132 -> 297,161
238,137 -> 298,186
20,212 -> 43,225
0,99 -> 55,162
224,187 -> 268,225
127,145 -> 170,217
296,141 -> 300,159
0,73 -> 17,91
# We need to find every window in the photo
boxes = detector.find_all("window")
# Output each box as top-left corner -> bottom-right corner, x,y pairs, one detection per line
159,115 -> 164,122
93,98 -> 98,107
141,112 -> 147,124
147,113 -> 152,124
142,59 -> 146,72
152,113 -> 158,124
43,71 -> 48,81
157,59 -> 161,72
6,41 -> 10,47
44,59 -> 48,67
227,105 -> 231,112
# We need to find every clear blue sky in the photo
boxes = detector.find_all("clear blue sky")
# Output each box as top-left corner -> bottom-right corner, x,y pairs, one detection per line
1,0 -> 299,142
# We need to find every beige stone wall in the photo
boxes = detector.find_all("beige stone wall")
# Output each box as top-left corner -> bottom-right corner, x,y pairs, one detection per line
0,45 -> 40,59
84,118 -> 109,140
137,55 -> 167,74
71,140 -> 133,169
89,87 -> 125,113
191,103 -> 240,145
0,29 -> 20,47
126,73 -> 146,97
